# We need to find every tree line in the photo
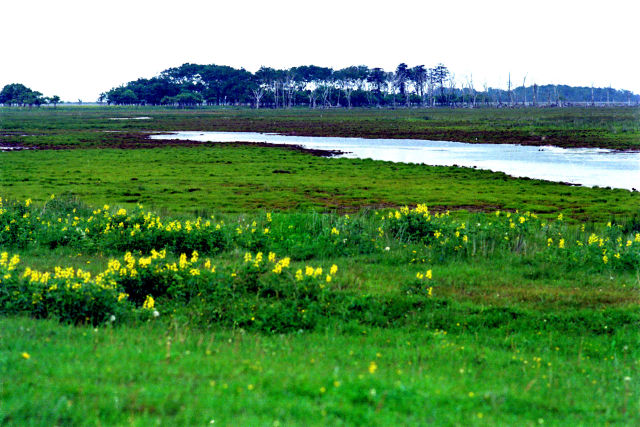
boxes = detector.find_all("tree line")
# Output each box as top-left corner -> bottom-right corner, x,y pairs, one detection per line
100,63 -> 639,108
2,64 -> 638,108
0,83 -> 60,107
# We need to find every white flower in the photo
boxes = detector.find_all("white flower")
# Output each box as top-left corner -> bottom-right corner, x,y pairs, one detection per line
152,310 -> 160,318
384,247 -> 390,251
109,315 -> 116,322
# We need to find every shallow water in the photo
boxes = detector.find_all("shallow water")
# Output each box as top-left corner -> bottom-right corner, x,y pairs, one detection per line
152,131 -> 640,190
0,146 -> 29,151
108,117 -> 152,120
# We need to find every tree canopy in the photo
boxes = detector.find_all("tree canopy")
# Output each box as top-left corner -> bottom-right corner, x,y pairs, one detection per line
97,63 -> 640,108
0,84 -> 45,107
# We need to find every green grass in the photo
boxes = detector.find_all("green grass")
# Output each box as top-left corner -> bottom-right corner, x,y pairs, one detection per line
0,199 -> 638,425
1,106 -> 639,425
3,316 -> 639,425
1,145 -> 638,221
1,105 -> 639,149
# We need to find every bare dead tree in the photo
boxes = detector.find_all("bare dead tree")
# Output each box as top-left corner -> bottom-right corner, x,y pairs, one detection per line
532,83 -> 538,107
426,68 -> 436,107
284,72 -> 295,108
482,82 -> 489,106
508,73 -> 514,107
447,73 -> 457,106
466,74 -> 477,108
273,81 -> 278,109
308,88 -> 318,109
321,85 -> 331,108
341,79 -> 355,109
521,73 -> 528,106
251,87 -> 264,109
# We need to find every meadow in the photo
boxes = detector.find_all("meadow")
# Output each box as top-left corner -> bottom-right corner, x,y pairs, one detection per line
1,106 -> 639,425
1,105 -> 639,150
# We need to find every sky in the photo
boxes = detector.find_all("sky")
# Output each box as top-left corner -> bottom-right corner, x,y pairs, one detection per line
1,0 -> 638,102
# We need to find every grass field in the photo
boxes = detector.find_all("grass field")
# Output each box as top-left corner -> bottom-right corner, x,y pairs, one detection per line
1,106 -> 639,425
1,145 -> 638,221
1,105 -> 639,149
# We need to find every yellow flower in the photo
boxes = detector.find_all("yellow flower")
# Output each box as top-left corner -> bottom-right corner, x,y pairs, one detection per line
143,295 -> 155,310
368,361 -> 378,374
426,269 -> 432,279
330,264 -> 338,275
558,239 -> 565,249
21,352 -> 31,359
179,253 -> 188,269
295,269 -> 303,281
326,274 -> 332,283
331,227 -> 340,236
268,252 -> 276,262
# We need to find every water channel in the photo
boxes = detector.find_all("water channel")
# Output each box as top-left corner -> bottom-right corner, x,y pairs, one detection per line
151,131 -> 639,190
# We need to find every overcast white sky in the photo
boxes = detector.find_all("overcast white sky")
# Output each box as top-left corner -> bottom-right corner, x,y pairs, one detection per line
1,0 -> 638,102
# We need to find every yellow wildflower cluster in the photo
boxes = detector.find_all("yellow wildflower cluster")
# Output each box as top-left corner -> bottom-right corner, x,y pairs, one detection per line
292,263 -> 336,282
0,252 -> 21,281
272,256 -> 291,274
416,270 -> 433,280
142,295 -> 155,309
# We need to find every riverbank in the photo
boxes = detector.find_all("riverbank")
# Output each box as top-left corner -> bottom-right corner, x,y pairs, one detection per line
1,106 -> 639,150
1,144 -> 638,220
